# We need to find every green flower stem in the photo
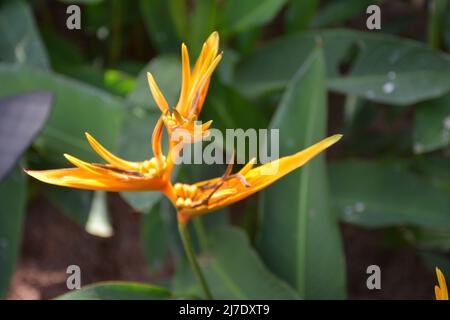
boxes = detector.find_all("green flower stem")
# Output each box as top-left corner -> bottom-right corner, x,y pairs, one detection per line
193,217 -> 208,250
178,220 -> 213,299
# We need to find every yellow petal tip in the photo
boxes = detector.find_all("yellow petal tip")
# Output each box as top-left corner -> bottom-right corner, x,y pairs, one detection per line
324,134 -> 343,147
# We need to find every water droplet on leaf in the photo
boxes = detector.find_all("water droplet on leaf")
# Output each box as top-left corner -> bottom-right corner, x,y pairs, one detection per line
383,82 -> 395,94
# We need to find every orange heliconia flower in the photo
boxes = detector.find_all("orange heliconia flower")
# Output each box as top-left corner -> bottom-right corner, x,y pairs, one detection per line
25,31 -> 342,224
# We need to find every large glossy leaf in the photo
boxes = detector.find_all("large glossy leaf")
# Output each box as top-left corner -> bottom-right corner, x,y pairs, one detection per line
222,0 -> 287,36
0,166 -> 27,298
0,64 -> 125,163
56,281 -> 171,300
0,91 -> 52,181
331,160 -> 450,228
235,29 -> 450,105
0,0 -> 49,69
234,30 -> 355,97
414,93 -> 450,153
173,226 -> 300,299
257,47 -> 346,299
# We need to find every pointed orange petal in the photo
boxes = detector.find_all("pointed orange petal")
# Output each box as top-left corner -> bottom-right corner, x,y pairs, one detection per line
435,286 -> 442,300
183,134 -> 342,215
63,154 -> 134,181
151,117 -> 164,160
177,43 -> 191,116
205,31 -> 219,53
25,167 -> 165,192
187,53 -> 222,117
147,72 -> 169,113
85,132 -> 139,171
436,267 -> 448,300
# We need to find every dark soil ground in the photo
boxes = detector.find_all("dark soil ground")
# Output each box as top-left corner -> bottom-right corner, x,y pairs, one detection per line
7,194 -> 435,300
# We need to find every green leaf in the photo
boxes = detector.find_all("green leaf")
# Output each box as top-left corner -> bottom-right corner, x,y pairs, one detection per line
56,281 -> 171,300
312,0 -> 378,28
258,47 -> 346,299
0,166 -> 27,298
44,187 -> 93,226
140,201 -> 170,272
235,29 -> 450,105
222,0 -> 287,36
173,227 -> 300,299
0,63 -> 125,162
188,0 -> 218,54
402,226 -> 450,251
201,82 -> 268,132
0,0 -> 49,69
235,30 -> 355,97
168,0 -> 189,40
128,55 -> 181,110
285,0 -> 320,32
41,28 -> 83,71
414,93 -> 450,153
331,160 -> 450,228
139,0 -> 179,53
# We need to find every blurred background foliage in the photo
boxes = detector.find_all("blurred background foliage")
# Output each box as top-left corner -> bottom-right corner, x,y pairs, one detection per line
0,0 -> 449,299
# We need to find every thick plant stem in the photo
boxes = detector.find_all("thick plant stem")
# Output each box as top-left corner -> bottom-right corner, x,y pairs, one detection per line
178,220 -> 213,299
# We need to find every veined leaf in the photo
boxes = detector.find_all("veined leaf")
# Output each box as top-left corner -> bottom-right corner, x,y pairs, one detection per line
331,160 -> 450,228
312,0 -> 379,28
173,226 -> 300,299
0,63 -> 125,163
0,0 -> 49,69
56,281 -> 171,300
0,166 -> 27,298
414,93 -> 450,153
285,0 -> 320,32
222,0 -> 287,36
257,47 -> 346,299
235,29 -> 450,105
